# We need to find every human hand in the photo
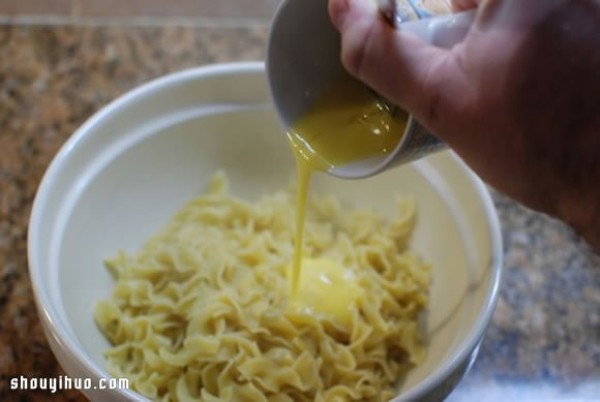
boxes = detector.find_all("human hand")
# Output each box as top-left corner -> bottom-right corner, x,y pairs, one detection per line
328,0 -> 600,250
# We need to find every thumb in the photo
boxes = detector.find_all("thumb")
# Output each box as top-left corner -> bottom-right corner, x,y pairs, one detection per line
329,0 -> 468,132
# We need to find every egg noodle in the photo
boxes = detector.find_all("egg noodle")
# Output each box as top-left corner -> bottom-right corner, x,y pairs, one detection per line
95,172 -> 430,401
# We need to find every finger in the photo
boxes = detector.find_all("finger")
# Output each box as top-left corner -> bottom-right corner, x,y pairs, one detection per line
329,0 -> 471,132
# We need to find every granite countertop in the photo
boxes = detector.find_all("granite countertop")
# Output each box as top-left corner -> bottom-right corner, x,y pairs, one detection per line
1,22 -> 600,402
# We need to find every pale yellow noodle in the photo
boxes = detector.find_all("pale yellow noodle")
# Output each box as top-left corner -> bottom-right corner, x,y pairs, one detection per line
95,172 -> 430,402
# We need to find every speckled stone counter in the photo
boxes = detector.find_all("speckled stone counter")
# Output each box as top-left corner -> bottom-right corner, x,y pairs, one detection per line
1,24 -> 599,401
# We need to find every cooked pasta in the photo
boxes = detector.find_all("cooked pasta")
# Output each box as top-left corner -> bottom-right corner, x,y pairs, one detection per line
95,172 -> 430,402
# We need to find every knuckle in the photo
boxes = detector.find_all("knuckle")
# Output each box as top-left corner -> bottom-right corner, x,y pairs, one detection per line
340,22 -> 379,80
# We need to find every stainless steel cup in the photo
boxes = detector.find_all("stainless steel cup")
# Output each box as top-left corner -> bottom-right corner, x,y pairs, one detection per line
267,0 -> 474,178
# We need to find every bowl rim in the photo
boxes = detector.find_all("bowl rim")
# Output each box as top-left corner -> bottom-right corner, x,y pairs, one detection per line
395,155 -> 503,401
27,61 -> 503,401
28,61 -> 267,401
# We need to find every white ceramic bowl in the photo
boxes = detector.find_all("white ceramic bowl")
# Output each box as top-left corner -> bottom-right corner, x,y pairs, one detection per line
28,62 -> 502,401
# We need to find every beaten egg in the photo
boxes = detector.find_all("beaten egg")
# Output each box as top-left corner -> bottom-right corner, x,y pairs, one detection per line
287,74 -> 408,326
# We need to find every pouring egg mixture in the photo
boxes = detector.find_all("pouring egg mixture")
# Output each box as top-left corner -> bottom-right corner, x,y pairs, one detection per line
95,76 -> 430,401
